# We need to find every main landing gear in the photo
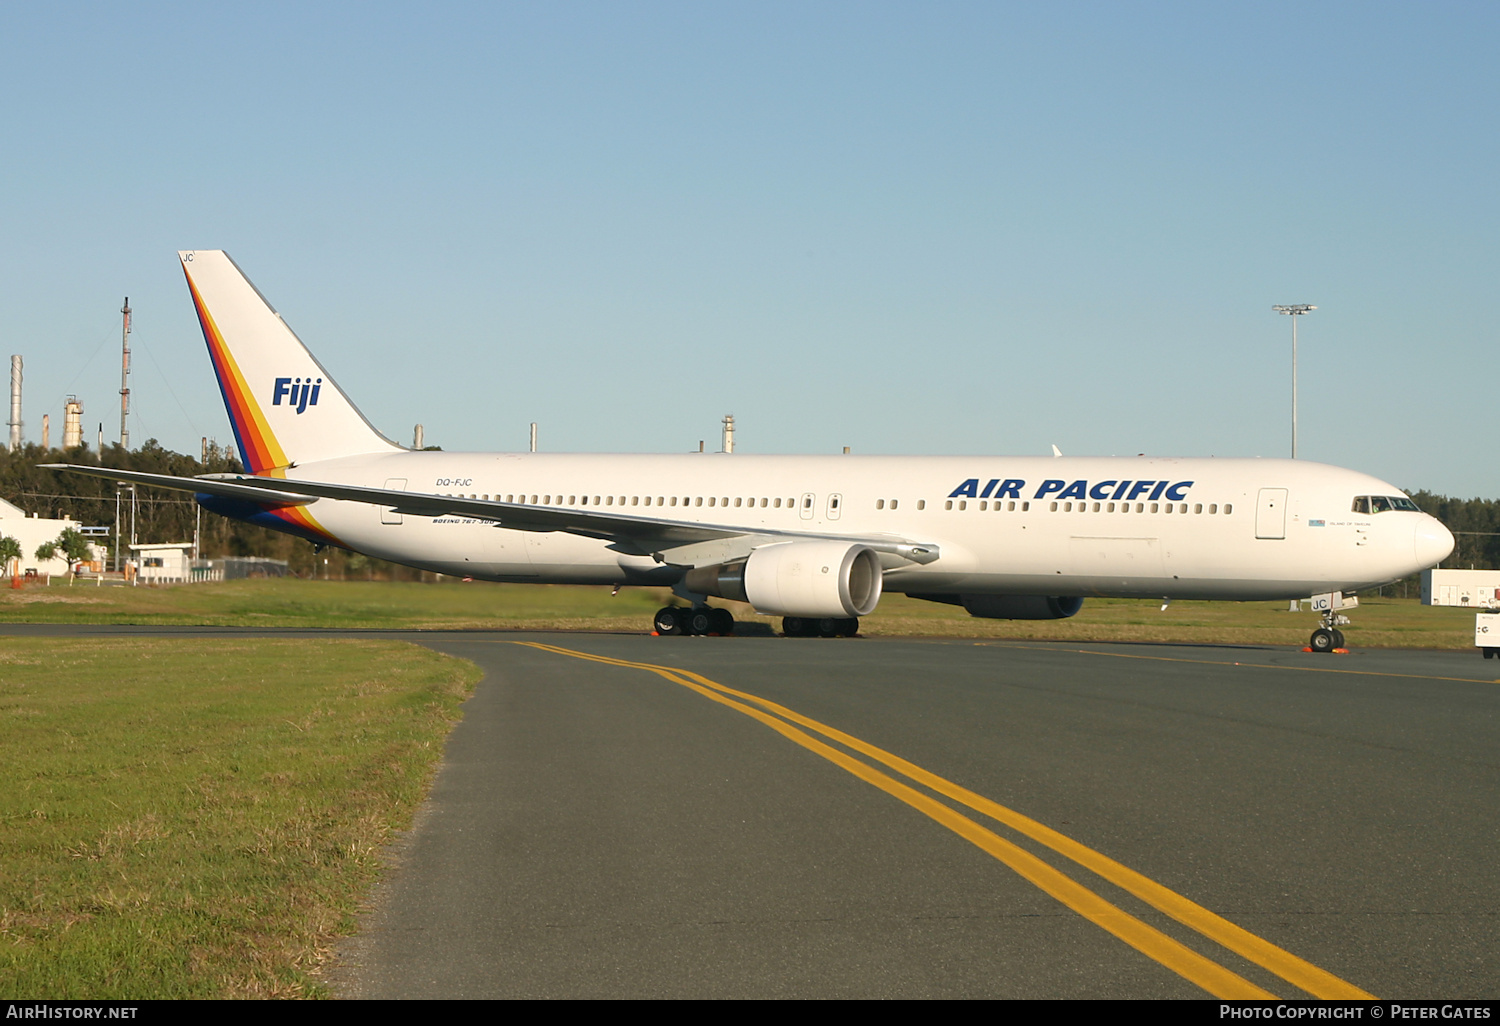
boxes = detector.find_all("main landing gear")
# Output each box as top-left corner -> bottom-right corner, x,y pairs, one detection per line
782,616 -> 860,638
653,606 -> 735,637
650,607 -> 861,638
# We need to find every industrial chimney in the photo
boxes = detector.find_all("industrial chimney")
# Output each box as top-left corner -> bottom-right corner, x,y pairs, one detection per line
63,396 -> 83,449
7,355 -> 20,452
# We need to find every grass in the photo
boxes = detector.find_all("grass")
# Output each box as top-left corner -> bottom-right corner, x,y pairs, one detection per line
0,637 -> 481,998
0,576 -> 1479,648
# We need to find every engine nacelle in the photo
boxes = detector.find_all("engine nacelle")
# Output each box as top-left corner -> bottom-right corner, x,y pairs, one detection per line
682,541 -> 884,618
961,594 -> 1084,620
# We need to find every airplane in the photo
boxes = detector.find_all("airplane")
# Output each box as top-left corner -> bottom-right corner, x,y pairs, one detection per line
47,250 -> 1455,649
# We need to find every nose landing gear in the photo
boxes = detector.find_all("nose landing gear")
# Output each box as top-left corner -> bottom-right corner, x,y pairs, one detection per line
1303,592 -> 1355,653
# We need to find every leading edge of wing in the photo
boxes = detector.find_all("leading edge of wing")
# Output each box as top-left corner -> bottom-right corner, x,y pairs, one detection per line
41,464 -> 939,566
207,474 -> 940,563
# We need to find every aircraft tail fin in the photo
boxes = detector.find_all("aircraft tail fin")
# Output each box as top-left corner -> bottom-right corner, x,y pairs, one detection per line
179,250 -> 401,475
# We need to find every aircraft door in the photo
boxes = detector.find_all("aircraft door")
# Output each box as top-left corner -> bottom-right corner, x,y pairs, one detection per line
826,493 -> 842,520
800,493 -> 816,520
381,478 -> 407,525
1255,488 -> 1288,539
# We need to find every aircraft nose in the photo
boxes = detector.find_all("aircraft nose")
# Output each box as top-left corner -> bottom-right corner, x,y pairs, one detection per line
1414,516 -> 1455,568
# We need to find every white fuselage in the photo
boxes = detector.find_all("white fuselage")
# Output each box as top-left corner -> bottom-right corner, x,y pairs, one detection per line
267,451 -> 1448,602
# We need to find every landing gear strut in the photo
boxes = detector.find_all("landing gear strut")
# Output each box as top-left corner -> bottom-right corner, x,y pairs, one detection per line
652,606 -> 736,637
1304,592 -> 1355,653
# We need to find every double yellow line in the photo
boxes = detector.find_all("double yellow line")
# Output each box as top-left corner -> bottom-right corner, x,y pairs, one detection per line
515,641 -> 1374,1000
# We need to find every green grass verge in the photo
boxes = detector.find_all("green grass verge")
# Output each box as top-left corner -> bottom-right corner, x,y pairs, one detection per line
0,577 -> 1479,649
0,638 -> 480,998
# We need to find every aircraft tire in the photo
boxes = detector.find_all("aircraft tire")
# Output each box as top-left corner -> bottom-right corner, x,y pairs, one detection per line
782,616 -> 808,638
1310,628 -> 1336,653
686,608 -> 713,635
1332,628 -> 1346,649
837,617 -> 859,637
816,618 -> 840,638
709,608 -> 735,636
654,607 -> 684,636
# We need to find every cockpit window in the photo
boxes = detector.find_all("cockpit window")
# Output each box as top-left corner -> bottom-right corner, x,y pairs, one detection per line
1352,495 -> 1421,514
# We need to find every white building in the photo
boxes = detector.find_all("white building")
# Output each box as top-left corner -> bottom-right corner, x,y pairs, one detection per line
0,497 -> 105,576
128,542 -> 195,584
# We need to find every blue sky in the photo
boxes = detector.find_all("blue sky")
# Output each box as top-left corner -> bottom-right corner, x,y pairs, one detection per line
2,2 -> 1495,494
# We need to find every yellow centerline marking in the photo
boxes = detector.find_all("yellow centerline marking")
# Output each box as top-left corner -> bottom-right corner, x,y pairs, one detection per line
976,641 -> 1496,686
513,640 -> 1372,999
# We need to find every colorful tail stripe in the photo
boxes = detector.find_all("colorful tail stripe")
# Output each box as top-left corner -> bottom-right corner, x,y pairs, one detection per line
183,266 -> 287,475
196,494 -> 344,549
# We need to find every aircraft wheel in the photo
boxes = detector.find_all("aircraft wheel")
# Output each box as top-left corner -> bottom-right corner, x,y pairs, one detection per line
1484,648 -> 1496,660
1310,628 -> 1336,653
709,608 -> 735,636
816,617 -> 840,638
782,616 -> 808,638
654,607 -> 684,636
1332,628 -> 1346,649
686,608 -> 713,636
837,617 -> 859,637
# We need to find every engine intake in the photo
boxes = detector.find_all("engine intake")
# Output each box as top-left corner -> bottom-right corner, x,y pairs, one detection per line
683,541 -> 883,618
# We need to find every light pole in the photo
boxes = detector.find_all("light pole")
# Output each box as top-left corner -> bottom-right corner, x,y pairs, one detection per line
1273,304 -> 1316,458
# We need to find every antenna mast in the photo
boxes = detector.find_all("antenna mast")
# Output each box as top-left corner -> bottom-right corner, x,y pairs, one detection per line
119,297 -> 131,450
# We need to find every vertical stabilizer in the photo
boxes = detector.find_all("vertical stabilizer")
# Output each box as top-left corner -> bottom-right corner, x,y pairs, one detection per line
180,251 -> 401,474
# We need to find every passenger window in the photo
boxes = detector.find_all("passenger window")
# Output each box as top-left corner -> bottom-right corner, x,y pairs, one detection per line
1223,503 -> 1232,514
946,500 -> 954,510
1209,504 -> 1217,514
917,500 -> 926,510
891,499 -> 898,510
876,499 -> 884,510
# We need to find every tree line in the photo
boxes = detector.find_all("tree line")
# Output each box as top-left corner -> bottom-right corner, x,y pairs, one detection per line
0,440 -> 423,579
0,441 -> 1494,582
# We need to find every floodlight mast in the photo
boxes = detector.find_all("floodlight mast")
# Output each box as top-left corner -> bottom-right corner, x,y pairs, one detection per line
1273,304 -> 1316,458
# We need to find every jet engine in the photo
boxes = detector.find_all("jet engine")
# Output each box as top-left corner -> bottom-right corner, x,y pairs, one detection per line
682,541 -> 884,618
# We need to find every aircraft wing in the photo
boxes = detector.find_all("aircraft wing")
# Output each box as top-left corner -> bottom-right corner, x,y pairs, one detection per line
41,464 -> 940,566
